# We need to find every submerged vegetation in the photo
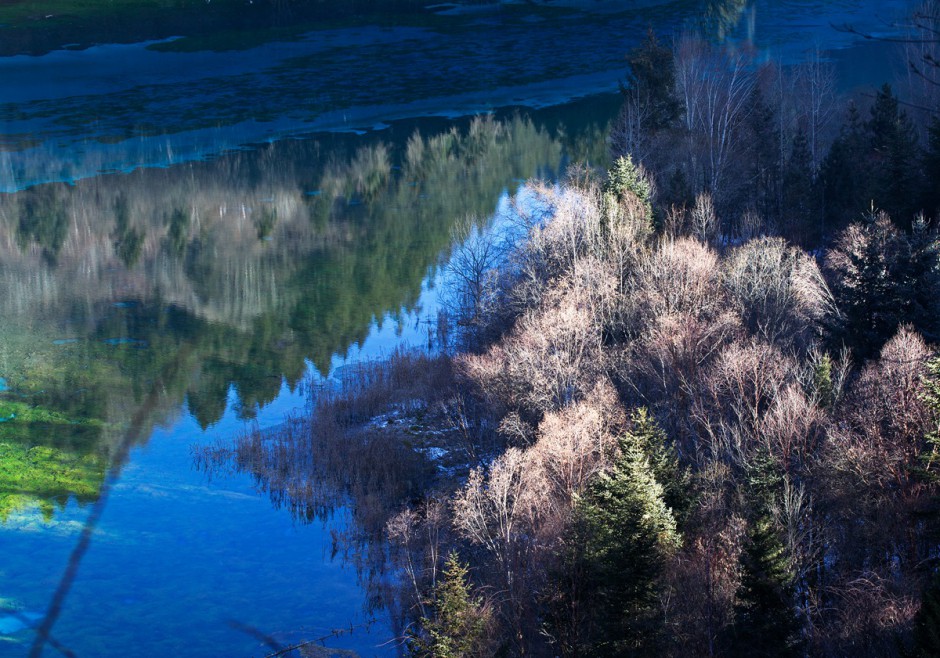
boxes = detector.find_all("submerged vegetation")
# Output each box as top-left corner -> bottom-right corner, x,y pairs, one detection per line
208,6 -> 940,655
0,400 -> 107,521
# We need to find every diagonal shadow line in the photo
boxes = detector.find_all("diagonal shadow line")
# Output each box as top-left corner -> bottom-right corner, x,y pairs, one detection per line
38,629 -> 78,658
226,618 -> 286,654
28,344 -> 194,658
0,607 -> 76,658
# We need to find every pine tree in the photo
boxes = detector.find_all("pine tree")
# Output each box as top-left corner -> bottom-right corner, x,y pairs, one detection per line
605,155 -> 654,222
575,410 -> 681,656
728,515 -> 803,657
746,87 -> 782,224
621,29 -> 681,133
819,102 -> 869,233
922,116 -> 940,220
913,570 -> 940,658
812,352 -> 835,409
868,84 -> 903,155
904,218 -> 940,343
603,155 -> 657,242
827,213 -> 914,358
782,129 -> 815,241
724,453 -> 803,657
628,408 -> 691,524
409,551 -> 490,658
867,84 -> 920,225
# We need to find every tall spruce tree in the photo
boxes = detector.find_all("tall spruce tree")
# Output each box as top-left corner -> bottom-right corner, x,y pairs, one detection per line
622,29 -> 681,133
922,117 -> 940,220
409,551 -> 490,658
746,86 -> 783,224
867,84 -> 920,225
827,213 -> 915,358
605,155 -> 655,224
725,452 -> 803,657
783,129 -> 815,241
819,102 -> 869,233
575,409 -> 681,656
728,516 -> 803,657
905,218 -> 940,344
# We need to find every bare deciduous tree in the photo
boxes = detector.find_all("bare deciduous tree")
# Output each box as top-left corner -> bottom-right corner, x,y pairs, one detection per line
452,447 -> 548,653
527,380 -> 624,509
795,47 -> 838,171
694,339 -> 798,467
458,263 -> 610,421
723,236 -> 834,350
690,192 -> 718,244
675,34 -> 757,204
443,215 -> 511,348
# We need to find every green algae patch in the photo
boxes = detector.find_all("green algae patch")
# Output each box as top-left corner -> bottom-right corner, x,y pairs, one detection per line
0,401 -> 108,522
0,400 -> 93,425
0,440 -> 107,522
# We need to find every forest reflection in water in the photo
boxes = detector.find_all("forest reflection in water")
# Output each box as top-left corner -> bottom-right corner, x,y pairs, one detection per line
194,350 -> 465,647
0,106 -> 609,524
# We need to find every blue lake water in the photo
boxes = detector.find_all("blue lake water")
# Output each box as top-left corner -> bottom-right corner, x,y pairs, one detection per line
0,0 -> 920,655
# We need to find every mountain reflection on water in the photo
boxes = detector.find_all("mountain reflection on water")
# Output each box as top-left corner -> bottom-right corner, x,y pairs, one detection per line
0,0 -> 920,655
0,110 -> 592,520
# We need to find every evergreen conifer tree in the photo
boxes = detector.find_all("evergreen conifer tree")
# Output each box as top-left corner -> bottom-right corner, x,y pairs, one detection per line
819,102 -> 869,233
746,86 -> 782,223
605,155 -> 655,223
922,117 -> 940,220
728,515 -> 804,657
628,408 -> 691,524
409,552 -> 490,658
904,218 -> 940,343
828,213 -> 913,358
867,84 -> 920,225
575,410 -> 681,656
783,129 -> 815,240
622,29 -> 681,133
724,452 -> 803,657
812,352 -> 835,409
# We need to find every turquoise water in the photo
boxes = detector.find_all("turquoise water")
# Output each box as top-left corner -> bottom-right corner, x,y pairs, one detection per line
0,1 -> 919,655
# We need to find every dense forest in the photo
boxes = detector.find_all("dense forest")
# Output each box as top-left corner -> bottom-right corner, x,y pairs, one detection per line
213,4 -> 940,657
